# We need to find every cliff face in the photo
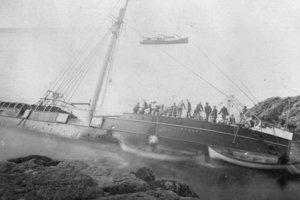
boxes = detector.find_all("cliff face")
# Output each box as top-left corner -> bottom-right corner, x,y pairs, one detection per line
249,95 -> 300,134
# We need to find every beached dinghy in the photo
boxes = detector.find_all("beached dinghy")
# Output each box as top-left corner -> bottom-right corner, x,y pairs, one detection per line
208,145 -> 293,170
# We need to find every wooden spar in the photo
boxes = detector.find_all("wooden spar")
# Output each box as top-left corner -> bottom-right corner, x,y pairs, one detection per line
89,0 -> 130,123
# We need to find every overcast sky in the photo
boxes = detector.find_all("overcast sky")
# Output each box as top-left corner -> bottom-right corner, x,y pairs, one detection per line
1,0 -> 300,113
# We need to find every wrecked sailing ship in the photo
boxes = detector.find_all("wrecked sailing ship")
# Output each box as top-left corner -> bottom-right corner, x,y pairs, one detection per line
0,0 -> 298,170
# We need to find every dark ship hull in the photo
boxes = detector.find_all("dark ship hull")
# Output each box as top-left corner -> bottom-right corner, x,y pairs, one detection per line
0,101 -> 291,159
103,113 -> 291,156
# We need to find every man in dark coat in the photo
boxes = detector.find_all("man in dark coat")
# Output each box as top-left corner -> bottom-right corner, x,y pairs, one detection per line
211,106 -> 218,123
133,102 -> 140,114
186,99 -> 191,119
240,106 -> 248,123
193,102 -> 203,119
177,100 -> 186,118
219,106 -> 229,123
141,100 -> 148,114
204,102 -> 212,121
171,103 -> 177,117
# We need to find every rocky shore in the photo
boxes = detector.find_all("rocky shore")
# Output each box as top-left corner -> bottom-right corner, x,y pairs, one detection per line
0,155 -> 200,200
249,95 -> 300,136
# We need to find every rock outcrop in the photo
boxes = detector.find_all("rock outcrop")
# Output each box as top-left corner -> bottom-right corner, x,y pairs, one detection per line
0,156 -> 200,200
249,95 -> 300,136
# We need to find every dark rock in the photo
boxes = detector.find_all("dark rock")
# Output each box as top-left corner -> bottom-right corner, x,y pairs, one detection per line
103,177 -> 148,195
11,159 -> 44,173
57,160 -> 89,171
95,190 -> 181,200
0,162 -> 16,173
0,159 -> 103,200
0,156 -> 199,200
249,96 -> 300,135
149,180 -> 199,198
144,190 -> 180,200
132,167 -> 155,182
8,155 -> 60,166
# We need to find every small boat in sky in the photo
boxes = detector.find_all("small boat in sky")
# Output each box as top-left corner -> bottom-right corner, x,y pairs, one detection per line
140,34 -> 189,45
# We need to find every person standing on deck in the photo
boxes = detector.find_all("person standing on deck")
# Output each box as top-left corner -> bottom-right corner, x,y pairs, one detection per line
240,106 -> 248,123
177,100 -> 186,118
229,114 -> 236,125
133,102 -> 140,114
171,102 -> 177,117
211,106 -> 218,123
204,102 -> 212,121
141,100 -> 148,114
151,101 -> 157,115
166,106 -> 172,117
159,104 -> 165,116
149,135 -> 158,151
219,106 -> 229,123
154,103 -> 160,115
186,99 -> 191,119
193,102 -> 203,119
148,101 -> 153,114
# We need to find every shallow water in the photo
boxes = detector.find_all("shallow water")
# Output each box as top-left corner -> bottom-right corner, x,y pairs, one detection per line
1,127 -> 300,200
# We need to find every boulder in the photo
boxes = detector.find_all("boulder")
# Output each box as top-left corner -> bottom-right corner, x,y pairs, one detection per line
8,155 -> 60,166
0,161 -> 16,173
250,95 -> 300,135
57,160 -> 89,171
149,180 -> 198,198
94,190 -> 180,200
132,167 -> 155,182
102,177 -> 148,195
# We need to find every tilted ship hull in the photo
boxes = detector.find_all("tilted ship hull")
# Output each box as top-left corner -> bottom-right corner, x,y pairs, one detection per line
0,102 -> 292,160
103,113 -> 291,156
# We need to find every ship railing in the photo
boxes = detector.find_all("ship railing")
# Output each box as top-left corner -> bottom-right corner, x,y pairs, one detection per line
251,121 -> 294,141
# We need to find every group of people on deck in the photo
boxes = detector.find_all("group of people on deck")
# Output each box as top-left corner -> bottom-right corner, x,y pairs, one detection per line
133,99 -> 243,125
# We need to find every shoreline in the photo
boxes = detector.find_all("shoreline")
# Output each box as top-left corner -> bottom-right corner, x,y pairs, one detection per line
0,155 -> 200,200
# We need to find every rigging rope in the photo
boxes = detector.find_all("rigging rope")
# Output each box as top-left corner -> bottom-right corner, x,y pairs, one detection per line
46,0 -> 122,99
119,20 -> 272,127
67,30 -> 112,102
155,47 -> 230,98
51,23 -> 108,92
55,27 -> 110,94
190,26 -> 261,105
191,44 -> 258,105
123,19 -> 265,122
62,29 -> 111,98
122,20 -> 231,100
229,70 -> 259,103
285,97 -> 291,130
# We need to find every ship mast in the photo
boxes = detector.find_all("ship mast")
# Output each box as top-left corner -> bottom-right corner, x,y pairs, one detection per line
89,0 -> 129,122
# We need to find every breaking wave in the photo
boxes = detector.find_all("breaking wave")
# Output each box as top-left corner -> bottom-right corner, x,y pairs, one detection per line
112,131 -> 220,169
